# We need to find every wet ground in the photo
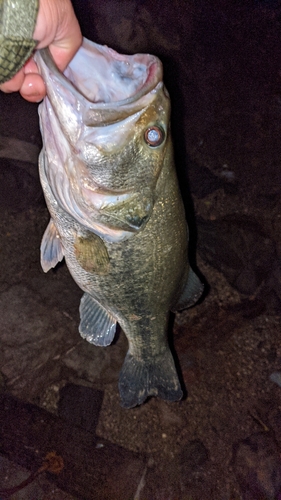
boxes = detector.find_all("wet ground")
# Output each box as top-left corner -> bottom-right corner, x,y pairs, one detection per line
0,1 -> 281,499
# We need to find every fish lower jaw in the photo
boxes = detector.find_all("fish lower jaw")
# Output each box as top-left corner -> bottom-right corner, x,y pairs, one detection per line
81,186 -> 154,231
98,212 -> 150,232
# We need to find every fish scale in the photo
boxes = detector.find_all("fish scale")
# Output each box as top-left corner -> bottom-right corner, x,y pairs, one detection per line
36,38 -> 203,408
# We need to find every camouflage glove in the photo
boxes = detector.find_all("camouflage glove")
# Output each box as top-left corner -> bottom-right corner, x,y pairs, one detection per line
0,0 -> 38,84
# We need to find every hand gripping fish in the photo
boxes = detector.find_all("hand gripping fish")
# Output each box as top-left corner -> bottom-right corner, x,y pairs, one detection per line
35,38 -> 203,408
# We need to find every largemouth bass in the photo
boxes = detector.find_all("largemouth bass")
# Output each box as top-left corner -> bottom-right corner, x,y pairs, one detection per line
35,39 -> 203,408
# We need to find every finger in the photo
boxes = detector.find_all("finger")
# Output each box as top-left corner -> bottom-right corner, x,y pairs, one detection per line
0,70 -> 25,93
19,73 -> 46,102
23,58 -> 40,75
33,0 -> 82,72
48,22 -> 82,71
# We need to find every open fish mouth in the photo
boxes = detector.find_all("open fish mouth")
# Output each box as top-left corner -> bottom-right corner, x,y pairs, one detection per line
66,40 -> 162,105
38,39 -> 163,126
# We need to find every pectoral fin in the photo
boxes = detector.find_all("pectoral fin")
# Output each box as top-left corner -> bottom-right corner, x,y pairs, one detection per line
74,232 -> 109,274
172,267 -> 204,312
79,292 -> 116,346
40,219 -> 64,272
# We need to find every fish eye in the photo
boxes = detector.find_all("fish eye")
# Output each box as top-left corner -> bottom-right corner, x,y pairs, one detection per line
144,126 -> 165,147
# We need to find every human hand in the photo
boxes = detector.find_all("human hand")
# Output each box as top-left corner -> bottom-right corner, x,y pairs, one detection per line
0,0 -> 82,102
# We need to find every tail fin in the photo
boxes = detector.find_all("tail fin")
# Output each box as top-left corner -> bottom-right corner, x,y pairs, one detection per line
118,350 -> 183,409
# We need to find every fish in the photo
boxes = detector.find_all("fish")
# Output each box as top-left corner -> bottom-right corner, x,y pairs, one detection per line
35,38 -> 203,409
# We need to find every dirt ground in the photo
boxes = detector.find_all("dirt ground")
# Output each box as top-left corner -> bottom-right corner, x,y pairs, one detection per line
0,1 -> 281,499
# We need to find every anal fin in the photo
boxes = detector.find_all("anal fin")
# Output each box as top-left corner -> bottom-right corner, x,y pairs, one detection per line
79,292 -> 116,346
40,218 -> 64,272
172,267 -> 204,312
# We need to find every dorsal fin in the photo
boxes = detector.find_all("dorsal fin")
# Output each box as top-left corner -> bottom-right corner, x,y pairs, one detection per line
172,268 -> 204,312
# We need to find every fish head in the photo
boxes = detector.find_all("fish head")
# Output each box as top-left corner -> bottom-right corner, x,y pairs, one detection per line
36,39 -> 171,241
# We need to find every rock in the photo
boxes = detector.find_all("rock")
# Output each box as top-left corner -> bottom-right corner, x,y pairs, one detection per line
181,439 -> 209,472
0,455 -> 74,500
197,215 -> 277,296
0,393 -> 145,500
0,285 -> 78,398
0,135 -> 39,163
269,371 -> 281,389
58,383 -> 104,434
188,162 -> 225,198
140,458 -> 181,500
62,330 -> 127,386
188,161 -> 238,199
180,440 -> 210,497
232,432 -> 281,500
0,158 -> 42,212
